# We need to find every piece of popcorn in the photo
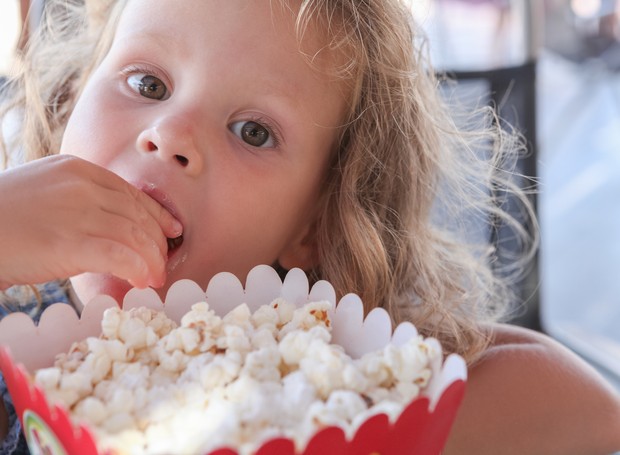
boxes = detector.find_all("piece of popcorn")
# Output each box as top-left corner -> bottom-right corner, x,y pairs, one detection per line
138,386 -> 179,425
240,345 -> 282,382
278,325 -> 331,367
111,362 -> 149,390
131,387 -> 150,421
106,387 -> 135,416
34,367 -> 61,390
102,411 -> 136,434
103,338 -> 130,362
361,386 -> 391,406
250,327 -> 278,349
119,316 -> 159,350
298,337 -> 351,398
279,301 -> 332,337
100,307 -> 122,340
197,351 -> 242,390
252,305 -> 280,333
179,352 -> 214,384
357,350 -> 393,387
92,379 -> 113,401
270,298 -> 296,327
142,421 -> 176,453
76,352 -> 111,384
216,324 -> 252,354
341,362 -> 370,393
46,388 -> 81,409
383,338 -> 434,384
297,390 -> 370,443
165,326 -> 201,354
99,429 -> 145,455
281,370 -> 318,412
222,302 -> 252,328
394,380 -> 422,403
54,340 -> 88,372
73,396 -> 108,425
59,370 -> 93,400
146,308 -> 178,337
180,302 -> 222,332
155,347 -> 189,373
149,366 -> 179,388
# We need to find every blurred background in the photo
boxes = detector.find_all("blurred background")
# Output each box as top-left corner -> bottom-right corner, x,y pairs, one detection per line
1,0 -> 619,388
407,0 -> 620,390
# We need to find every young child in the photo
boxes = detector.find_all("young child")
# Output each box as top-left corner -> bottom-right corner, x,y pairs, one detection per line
1,0 -> 619,454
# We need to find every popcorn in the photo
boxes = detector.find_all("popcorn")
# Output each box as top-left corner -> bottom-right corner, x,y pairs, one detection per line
33,299 -> 440,455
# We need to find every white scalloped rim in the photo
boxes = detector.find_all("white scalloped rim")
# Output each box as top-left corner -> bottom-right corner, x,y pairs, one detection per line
0,264 -> 466,406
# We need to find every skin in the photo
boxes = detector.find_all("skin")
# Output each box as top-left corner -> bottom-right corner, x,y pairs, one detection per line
445,324 -> 620,455
2,1 -> 620,453
17,0 -> 31,52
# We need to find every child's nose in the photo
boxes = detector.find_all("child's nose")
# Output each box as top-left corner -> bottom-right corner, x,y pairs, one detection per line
136,116 -> 203,175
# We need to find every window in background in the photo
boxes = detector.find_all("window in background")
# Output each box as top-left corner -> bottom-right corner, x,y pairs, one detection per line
0,2 -> 21,76
538,0 -> 620,389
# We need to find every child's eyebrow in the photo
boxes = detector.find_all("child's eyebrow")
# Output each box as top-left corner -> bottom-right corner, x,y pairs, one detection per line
115,28 -> 184,58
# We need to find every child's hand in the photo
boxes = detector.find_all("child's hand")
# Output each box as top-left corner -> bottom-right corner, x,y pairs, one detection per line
0,155 -> 182,290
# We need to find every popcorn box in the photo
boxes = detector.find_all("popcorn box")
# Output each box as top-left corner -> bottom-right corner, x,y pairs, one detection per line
0,265 -> 467,455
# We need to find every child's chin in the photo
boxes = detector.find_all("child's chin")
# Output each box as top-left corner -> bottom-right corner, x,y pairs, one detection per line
70,273 -> 132,308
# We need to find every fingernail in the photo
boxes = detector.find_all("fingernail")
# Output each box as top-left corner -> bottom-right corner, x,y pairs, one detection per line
151,269 -> 166,288
171,219 -> 183,236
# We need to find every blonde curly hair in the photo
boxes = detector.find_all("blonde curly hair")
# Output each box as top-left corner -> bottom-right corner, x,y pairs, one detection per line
0,0 -> 537,362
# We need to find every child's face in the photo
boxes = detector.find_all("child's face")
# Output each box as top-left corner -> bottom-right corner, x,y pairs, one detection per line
61,0 -> 348,305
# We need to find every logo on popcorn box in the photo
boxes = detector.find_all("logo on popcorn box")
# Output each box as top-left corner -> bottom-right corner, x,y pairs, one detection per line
23,410 -> 68,455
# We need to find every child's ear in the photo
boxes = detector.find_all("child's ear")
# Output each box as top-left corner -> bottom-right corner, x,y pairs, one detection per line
277,223 -> 320,272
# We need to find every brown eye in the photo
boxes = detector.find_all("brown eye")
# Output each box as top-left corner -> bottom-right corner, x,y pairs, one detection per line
230,121 -> 274,148
127,74 -> 169,100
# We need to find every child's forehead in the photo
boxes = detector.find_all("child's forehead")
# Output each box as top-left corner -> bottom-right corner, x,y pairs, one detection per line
113,0 -> 344,56
111,0 -> 352,89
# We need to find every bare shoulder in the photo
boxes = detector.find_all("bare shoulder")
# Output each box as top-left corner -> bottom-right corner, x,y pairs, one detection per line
443,323 -> 620,455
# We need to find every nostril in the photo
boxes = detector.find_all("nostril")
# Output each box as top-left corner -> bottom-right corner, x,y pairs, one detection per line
147,141 -> 158,152
175,155 -> 189,167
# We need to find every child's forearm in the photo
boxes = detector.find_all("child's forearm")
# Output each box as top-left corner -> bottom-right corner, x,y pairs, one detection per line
0,400 -> 7,441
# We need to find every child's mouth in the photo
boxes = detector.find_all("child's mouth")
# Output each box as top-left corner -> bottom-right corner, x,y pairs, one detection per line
167,235 -> 184,257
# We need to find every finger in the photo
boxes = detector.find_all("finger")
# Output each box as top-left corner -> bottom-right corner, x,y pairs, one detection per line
79,160 -> 183,239
81,209 -> 168,280
132,188 -> 184,239
97,191 -> 170,260
75,236 -> 164,288
94,172 -> 183,240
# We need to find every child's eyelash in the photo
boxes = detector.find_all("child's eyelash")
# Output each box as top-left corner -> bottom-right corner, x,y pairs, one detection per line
120,64 -> 169,85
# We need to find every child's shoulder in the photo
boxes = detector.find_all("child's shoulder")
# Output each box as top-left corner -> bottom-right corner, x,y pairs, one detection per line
444,323 -> 620,455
